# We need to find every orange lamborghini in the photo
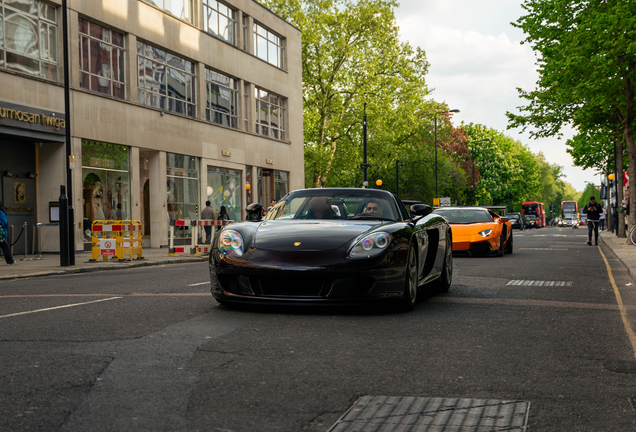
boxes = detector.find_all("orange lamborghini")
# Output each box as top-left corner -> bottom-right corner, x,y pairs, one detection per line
433,207 -> 513,256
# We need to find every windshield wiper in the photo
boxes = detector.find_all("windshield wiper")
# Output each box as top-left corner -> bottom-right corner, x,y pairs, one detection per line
350,215 -> 395,221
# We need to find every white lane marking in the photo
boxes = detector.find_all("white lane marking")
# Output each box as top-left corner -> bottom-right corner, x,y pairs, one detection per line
0,297 -> 122,319
187,282 -> 209,286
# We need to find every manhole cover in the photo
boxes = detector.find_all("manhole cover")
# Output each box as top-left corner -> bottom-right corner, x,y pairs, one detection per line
604,361 -> 636,374
327,396 -> 531,432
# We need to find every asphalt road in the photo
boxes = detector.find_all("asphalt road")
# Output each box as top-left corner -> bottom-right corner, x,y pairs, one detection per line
2,227 -> 636,431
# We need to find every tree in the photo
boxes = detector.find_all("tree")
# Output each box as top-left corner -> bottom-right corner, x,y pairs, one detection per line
507,0 -> 636,237
261,0 -> 432,188
578,183 -> 600,210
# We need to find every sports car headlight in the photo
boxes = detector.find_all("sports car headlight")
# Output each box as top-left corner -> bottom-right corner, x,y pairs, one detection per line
478,229 -> 493,237
349,232 -> 392,259
218,229 -> 244,257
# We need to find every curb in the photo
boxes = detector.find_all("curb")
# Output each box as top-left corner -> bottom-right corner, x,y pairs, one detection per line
0,256 -> 208,281
599,235 -> 636,282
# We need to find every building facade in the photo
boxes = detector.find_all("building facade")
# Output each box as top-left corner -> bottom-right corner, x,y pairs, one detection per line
0,0 -> 303,253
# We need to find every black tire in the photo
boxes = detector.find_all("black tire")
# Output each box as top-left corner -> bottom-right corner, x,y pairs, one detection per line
505,231 -> 513,254
496,231 -> 506,257
434,233 -> 453,292
402,243 -> 418,311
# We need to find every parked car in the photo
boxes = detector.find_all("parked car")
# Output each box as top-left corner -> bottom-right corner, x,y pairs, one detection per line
508,213 -> 526,230
209,188 -> 453,311
433,207 -> 513,256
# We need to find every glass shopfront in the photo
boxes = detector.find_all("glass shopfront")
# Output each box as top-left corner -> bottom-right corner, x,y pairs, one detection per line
81,139 -> 130,242
258,168 -> 288,205
207,166 -> 242,222
167,153 -> 199,238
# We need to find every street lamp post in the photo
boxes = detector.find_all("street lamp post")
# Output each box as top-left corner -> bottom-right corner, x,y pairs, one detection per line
435,109 -> 460,199
469,138 -> 491,206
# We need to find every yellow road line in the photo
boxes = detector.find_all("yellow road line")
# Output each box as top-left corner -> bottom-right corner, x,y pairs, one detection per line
598,246 -> 636,359
0,297 -> 122,319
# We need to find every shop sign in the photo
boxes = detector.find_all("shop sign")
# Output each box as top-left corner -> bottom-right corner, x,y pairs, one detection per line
99,239 -> 116,256
0,101 -> 65,135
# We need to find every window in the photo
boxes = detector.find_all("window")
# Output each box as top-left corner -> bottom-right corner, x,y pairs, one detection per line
207,166 -> 242,222
141,0 -> 194,24
79,18 -> 125,99
203,0 -> 235,44
253,22 -> 283,68
0,0 -> 57,80
137,41 -> 195,117
255,87 -> 285,141
167,153 -> 199,239
243,82 -> 250,132
205,69 -> 238,128
81,140 -> 130,242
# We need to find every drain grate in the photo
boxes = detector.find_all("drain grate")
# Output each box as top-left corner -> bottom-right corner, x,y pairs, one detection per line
327,396 -> 531,432
507,280 -> 572,287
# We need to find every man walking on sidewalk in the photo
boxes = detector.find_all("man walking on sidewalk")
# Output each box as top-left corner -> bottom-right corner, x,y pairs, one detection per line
600,206 -> 607,231
582,196 -> 603,246
201,201 -> 216,244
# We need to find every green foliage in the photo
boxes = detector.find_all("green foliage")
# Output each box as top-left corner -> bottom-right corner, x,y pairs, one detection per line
508,0 -> 636,228
262,0 -> 432,188
578,183 -> 600,210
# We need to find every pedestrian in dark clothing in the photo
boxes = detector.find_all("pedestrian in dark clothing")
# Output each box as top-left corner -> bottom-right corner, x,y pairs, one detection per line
582,196 -> 603,246
216,206 -> 229,232
0,202 -> 15,265
612,204 -> 618,234
201,201 -> 216,244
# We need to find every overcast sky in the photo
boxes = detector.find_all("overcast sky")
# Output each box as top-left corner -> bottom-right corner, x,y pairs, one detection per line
394,0 -> 597,191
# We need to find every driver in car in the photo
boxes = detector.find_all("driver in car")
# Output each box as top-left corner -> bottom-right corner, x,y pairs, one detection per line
364,199 -> 383,216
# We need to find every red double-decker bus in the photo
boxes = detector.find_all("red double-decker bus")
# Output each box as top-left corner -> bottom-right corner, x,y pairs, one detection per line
522,201 -> 546,227
561,200 -> 578,218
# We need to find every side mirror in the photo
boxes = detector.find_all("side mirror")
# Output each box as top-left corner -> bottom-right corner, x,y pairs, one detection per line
499,217 -> 509,222
410,204 -> 433,217
246,203 -> 263,221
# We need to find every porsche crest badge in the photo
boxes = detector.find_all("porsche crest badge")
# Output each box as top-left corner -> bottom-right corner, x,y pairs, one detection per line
294,242 -> 301,246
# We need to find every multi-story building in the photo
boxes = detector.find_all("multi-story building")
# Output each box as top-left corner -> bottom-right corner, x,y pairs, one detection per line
0,0 -> 303,254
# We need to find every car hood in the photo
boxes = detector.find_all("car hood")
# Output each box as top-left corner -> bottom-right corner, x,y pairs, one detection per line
254,220 -> 380,251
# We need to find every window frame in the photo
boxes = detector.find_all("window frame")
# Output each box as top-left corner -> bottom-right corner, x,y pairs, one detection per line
137,40 -> 196,118
202,0 -> 236,45
252,22 -> 284,69
254,87 -> 286,141
0,0 -> 58,81
78,16 -> 126,99
141,0 -> 195,25
205,68 -> 239,129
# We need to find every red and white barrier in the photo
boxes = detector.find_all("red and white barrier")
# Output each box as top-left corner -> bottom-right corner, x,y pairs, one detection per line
167,219 -> 233,255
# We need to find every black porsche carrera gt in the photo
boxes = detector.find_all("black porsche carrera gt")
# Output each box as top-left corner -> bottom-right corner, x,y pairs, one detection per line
208,188 -> 453,310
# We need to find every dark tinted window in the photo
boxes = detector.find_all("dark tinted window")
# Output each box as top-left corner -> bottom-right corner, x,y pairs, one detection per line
434,209 -> 494,224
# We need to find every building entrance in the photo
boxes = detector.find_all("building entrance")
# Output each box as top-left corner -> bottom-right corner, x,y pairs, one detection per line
0,139 -> 37,256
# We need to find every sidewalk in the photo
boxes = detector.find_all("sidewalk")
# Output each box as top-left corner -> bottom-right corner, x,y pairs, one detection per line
600,230 -> 636,281
0,247 -> 207,281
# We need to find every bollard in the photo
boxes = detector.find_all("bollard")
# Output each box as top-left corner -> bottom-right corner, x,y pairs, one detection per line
20,221 -> 30,261
35,223 -> 43,260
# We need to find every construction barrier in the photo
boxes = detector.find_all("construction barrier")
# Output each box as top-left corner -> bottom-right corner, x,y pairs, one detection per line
91,220 -> 143,262
166,219 -> 233,256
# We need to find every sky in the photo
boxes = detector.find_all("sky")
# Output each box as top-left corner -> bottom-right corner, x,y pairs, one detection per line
393,0 -> 597,192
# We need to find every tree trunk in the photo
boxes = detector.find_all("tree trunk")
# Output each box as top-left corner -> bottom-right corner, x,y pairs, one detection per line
616,130 -> 625,238
626,122 -> 636,243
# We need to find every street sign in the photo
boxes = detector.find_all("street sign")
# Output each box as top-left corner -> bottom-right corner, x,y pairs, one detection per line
439,197 -> 451,207
433,198 -> 440,206
99,239 -> 116,256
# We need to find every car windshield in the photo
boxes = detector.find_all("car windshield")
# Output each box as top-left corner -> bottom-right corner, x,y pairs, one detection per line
433,209 -> 494,224
508,214 -> 520,221
526,215 -> 536,221
264,189 -> 400,221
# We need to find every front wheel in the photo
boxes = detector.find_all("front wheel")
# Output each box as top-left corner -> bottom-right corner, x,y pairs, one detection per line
505,231 -> 513,254
434,234 -> 453,292
496,232 -> 506,257
630,226 -> 636,246
402,243 -> 418,311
